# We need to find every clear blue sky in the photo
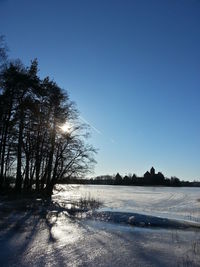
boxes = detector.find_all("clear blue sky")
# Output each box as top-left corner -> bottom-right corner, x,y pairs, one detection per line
0,0 -> 200,180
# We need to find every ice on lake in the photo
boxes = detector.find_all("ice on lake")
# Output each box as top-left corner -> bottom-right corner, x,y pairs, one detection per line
54,185 -> 200,223
1,185 -> 200,267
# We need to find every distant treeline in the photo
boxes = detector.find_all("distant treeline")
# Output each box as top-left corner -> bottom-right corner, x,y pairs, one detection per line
62,167 -> 200,187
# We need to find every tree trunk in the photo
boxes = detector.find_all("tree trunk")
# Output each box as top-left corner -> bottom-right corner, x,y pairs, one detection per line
15,110 -> 24,193
23,153 -> 30,191
45,120 -> 56,193
0,103 -> 12,188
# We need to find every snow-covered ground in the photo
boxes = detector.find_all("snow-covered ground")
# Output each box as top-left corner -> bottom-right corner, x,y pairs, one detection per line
54,185 -> 200,223
0,185 -> 200,266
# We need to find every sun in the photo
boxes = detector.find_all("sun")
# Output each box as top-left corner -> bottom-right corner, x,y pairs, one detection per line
60,121 -> 72,133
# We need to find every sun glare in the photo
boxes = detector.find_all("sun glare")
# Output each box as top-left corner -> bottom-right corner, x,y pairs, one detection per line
60,121 -> 72,133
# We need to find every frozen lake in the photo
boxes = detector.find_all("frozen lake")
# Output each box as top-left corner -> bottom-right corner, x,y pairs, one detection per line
54,185 -> 200,223
1,185 -> 200,266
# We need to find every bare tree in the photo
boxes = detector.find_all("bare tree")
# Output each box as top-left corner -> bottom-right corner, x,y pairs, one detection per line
0,59 -> 96,196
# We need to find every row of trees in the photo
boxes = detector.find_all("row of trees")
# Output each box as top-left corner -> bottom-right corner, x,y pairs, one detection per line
66,173 -> 197,187
0,38 -> 95,196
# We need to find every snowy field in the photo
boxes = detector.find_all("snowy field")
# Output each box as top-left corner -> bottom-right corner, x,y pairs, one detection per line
54,185 -> 200,223
0,185 -> 200,267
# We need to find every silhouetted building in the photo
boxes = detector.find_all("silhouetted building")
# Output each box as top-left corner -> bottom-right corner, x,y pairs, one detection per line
143,167 -> 165,185
150,167 -> 155,176
144,171 -> 151,178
